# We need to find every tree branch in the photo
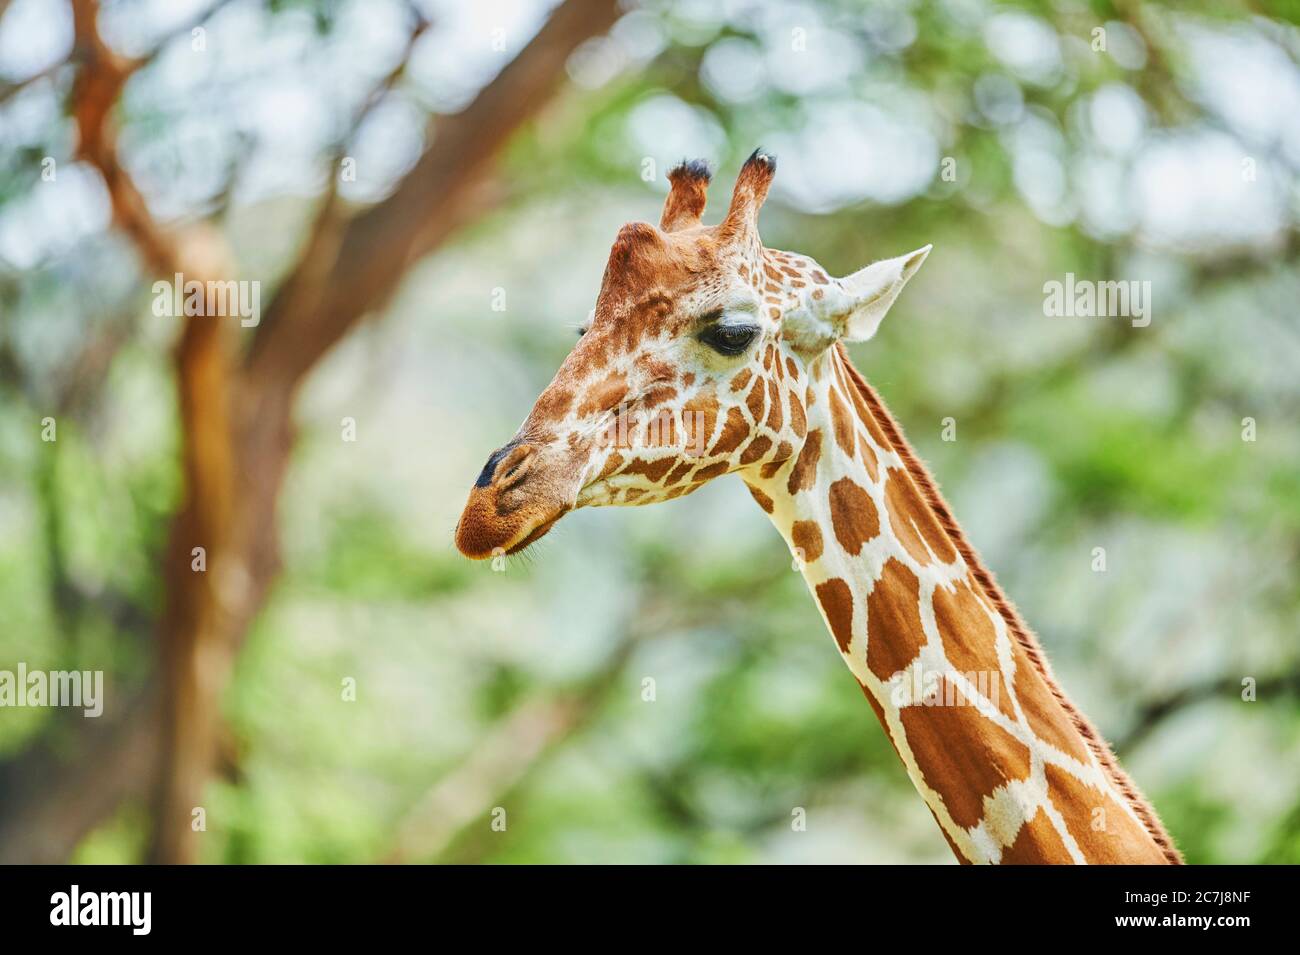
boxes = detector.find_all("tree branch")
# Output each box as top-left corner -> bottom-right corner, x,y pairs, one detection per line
1114,672 -> 1300,754
4,0 -> 627,864
245,0 -> 621,390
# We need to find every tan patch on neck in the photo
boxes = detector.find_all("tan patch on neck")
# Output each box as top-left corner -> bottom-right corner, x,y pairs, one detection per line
1044,764 -> 1168,864
815,577 -> 855,654
899,678 -> 1033,832
841,351 -> 894,451
785,429 -> 822,496
932,578 -> 1017,721
865,557 -> 925,683
1013,653 -> 1092,765
884,469 -> 958,565
999,807 -> 1072,864
858,433 -> 878,481
828,385 -> 856,457
828,477 -> 880,556
746,482 -> 774,513
791,520 -> 823,563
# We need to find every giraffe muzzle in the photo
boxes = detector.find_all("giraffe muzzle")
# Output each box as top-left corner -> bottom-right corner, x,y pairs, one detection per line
455,442 -> 578,559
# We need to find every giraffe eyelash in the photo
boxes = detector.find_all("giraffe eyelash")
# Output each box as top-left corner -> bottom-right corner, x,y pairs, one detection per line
698,321 -> 760,356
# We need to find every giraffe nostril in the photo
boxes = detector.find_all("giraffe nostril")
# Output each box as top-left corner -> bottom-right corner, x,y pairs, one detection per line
499,458 -> 530,490
475,444 -> 514,488
476,442 -> 536,491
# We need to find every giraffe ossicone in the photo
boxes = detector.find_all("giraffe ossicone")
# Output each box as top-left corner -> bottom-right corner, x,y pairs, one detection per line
454,150 -> 1181,865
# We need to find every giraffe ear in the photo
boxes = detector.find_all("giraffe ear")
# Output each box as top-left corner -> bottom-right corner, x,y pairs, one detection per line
782,245 -> 932,353
836,245 -> 931,343
719,148 -> 776,244
660,159 -> 711,232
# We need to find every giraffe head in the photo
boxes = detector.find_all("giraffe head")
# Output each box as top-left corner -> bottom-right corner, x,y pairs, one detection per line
454,149 -> 930,559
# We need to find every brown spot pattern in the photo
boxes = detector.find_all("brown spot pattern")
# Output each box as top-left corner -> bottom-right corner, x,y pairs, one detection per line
858,433 -> 878,481
531,386 -> 574,424
1044,765 -> 1168,864
1000,808 -> 1072,865
786,429 -> 822,496
899,679 -> 1033,832
865,558 -> 925,682
598,452 -> 624,480
765,378 -> 783,430
828,478 -> 879,555
843,355 -> 894,450
788,392 -> 807,439
746,377 -> 766,422
693,460 -> 730,481
739,434 -> 772,465
829,385 -> 856,456
791,520 -> 823,563
709,407 -> 747,456
746,483 -> 774,513
664,461 -> 692,486
884,471 -> 957,565
577,374 -> 627,417
623,456 -> 674,484
932,578 -> 1016,720
1013,652 -> 1092,765
683,393 -> 719,450
643,385 -> 676,408
815,577 -> 854,654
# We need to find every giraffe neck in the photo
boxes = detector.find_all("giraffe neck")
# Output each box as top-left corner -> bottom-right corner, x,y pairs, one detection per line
747,343 -> 1179,864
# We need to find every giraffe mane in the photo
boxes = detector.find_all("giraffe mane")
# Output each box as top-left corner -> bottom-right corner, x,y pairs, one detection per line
834,342 -> 1184,865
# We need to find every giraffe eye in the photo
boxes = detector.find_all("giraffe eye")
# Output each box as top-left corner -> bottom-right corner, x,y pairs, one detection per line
699,323 -> 759,356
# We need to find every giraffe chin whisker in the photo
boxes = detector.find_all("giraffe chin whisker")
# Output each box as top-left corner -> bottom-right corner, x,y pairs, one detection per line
503,508 -> 567,555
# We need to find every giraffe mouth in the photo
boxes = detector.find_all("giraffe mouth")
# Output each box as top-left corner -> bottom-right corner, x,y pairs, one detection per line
503,507 -> 569,555
454,479 -> 573,559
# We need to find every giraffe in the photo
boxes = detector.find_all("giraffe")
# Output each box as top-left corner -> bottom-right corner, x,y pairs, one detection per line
454,150 -> 1182,864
